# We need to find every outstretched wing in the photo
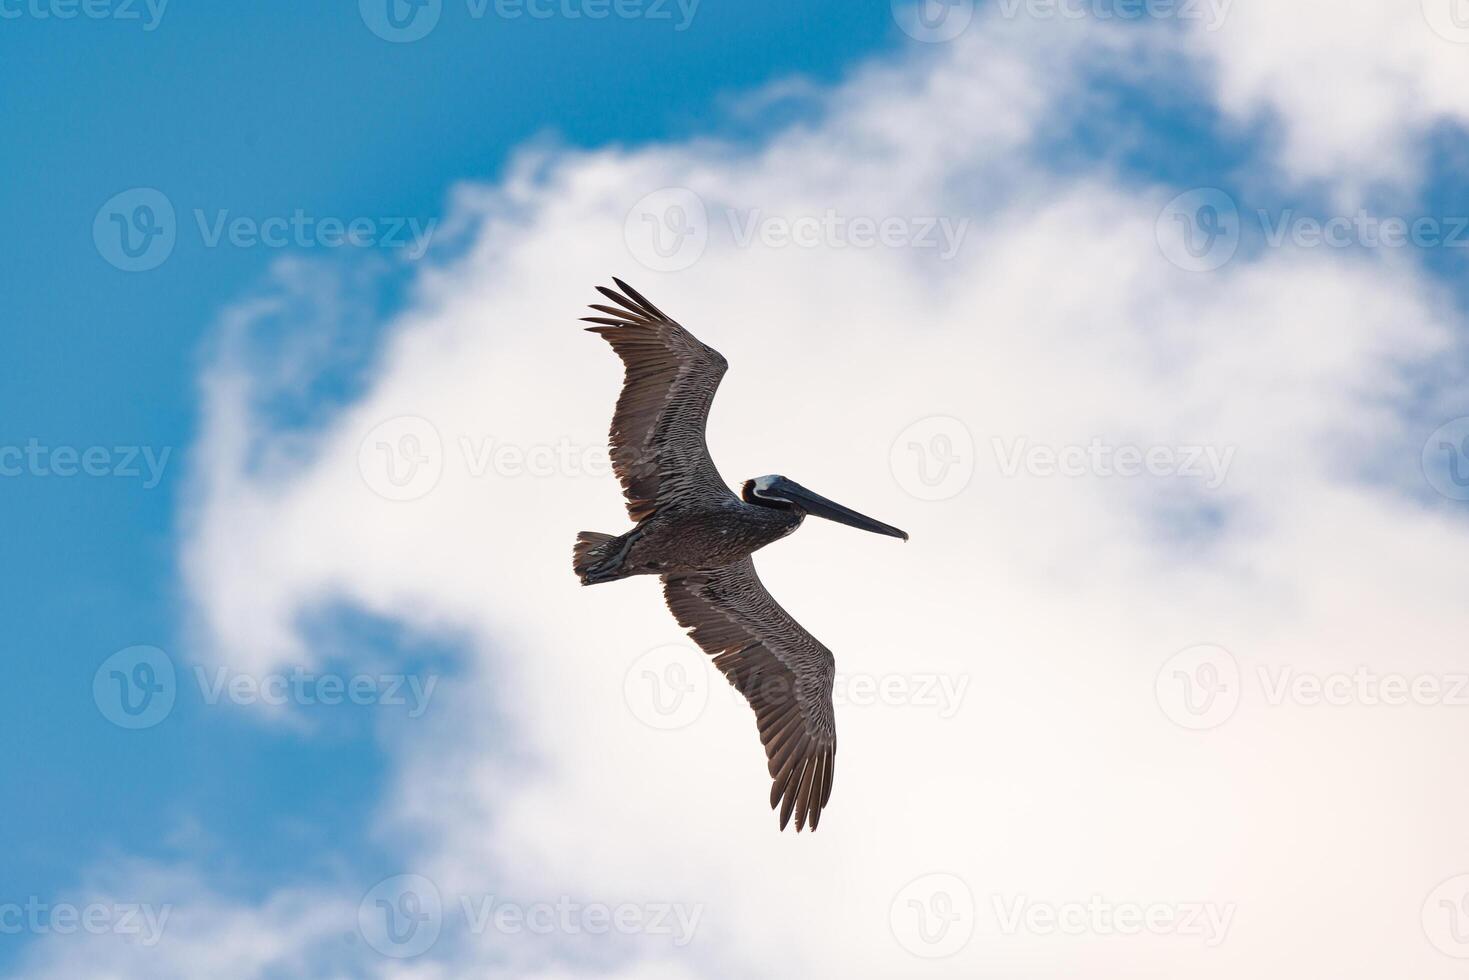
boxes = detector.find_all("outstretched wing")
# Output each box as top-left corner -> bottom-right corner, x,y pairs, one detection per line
662,559 -> 837,832
582,279 -> 736,522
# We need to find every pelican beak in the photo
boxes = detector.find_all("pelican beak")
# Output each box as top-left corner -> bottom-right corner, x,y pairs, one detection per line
774,478 -> 909,541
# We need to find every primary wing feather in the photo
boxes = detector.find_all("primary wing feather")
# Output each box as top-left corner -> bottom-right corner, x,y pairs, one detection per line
582,279 -> 735,521
662,558 -> 838,832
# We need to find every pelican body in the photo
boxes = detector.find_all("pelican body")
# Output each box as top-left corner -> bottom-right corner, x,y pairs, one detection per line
575,493 -> 797,584
573,279 -> 907,832
576,475 -> 904,584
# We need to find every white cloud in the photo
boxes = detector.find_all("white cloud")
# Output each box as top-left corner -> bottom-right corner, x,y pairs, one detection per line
23,8 -> 1469,979
11,866 -> 353,980
1185,0 -> 1469,196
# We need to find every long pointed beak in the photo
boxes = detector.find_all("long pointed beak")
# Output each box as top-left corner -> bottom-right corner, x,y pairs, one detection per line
782,483 -> 909,541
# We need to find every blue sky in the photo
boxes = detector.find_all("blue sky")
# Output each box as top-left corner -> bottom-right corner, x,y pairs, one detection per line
0,2 -> 895,967
6,2 -> 1469,977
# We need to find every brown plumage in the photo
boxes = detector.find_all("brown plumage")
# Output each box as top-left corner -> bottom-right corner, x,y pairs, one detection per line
580,279 -> 731,524
663,560 -> 836,832
575,279 -> 907,833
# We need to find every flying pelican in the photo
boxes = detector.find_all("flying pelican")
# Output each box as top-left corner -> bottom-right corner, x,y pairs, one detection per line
573,279 -> 908,832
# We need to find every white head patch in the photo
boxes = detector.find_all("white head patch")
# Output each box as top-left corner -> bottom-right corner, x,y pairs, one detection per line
752,475 -> 783,495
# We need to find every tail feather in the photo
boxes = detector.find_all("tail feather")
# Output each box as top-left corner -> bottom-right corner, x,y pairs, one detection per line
573,531 -> 619,584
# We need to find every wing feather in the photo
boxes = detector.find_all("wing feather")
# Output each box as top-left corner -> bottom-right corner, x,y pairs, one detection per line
662,558 -> 838,832
582,279 -> 734,521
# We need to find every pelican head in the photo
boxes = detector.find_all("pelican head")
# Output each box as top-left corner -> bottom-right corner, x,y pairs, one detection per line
742,475 -> 908,541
